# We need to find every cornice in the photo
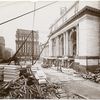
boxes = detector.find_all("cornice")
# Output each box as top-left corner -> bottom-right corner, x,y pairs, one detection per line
49,6 -> 100,37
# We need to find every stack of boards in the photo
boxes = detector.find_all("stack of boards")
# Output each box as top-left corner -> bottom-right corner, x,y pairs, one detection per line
0,65 -> 4,81
0,65 -> 20,82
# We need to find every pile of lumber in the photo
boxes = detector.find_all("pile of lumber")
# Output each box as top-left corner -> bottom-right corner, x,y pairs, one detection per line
0,66 -> 62,99
31,66 -> 47,84
0,77 -> 61,99
0,65 -> 4,81
4,65 -> 20,82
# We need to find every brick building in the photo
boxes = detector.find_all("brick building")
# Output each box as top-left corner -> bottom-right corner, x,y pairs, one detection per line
16,29 -> 39,61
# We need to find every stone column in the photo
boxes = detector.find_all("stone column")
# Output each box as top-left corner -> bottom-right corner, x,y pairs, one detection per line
66,31 -> 69,56
52,38 -> 56,56
59,36 -> 61,56
56,36 -> 59,56
76,24 -> 79,56
49,39 -> 52,56
68,30 -> 73,56
59,34 -> 63,56
63,32 -> 66,56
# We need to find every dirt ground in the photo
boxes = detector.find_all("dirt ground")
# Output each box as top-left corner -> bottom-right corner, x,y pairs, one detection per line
34,62 -> 100,99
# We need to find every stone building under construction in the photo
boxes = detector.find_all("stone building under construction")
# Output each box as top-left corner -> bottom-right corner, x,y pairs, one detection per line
48,1 -> 100,72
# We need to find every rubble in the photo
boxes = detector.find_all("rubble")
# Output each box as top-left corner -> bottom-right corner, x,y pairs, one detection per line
0,77 -> 62,99
81,71 -> 100,83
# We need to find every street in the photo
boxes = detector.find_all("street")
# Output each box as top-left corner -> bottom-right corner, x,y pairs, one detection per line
34,62 -> 100,99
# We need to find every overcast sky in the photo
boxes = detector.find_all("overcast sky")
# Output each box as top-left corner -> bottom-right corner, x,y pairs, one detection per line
0,1 -> 74,52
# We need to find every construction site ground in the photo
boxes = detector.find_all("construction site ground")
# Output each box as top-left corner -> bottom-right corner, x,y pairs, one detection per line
35,62 -> 100,99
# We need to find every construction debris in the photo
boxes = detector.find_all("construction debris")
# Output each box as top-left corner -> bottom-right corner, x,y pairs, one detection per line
0,65 -> 63,99
81,72 -> 100,83
0,76 -> 62,99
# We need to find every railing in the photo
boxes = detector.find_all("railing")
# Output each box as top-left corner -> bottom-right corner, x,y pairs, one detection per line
50,1 -> 79,33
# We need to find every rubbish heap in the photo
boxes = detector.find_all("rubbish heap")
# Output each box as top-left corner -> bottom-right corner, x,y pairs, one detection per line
81,68 -> 100,83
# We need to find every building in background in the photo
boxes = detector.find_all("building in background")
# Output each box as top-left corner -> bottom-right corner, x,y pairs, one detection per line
0,36 -> 5,61
49,1 -> 100,72
39,43 -> 49,60
4,48 -> 13,60
16,29 -> 39,61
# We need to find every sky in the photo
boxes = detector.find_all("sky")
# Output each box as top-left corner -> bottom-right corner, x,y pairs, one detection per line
0,1 -> 75,52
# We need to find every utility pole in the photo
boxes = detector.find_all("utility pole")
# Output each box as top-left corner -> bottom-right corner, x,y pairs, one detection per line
32,30 -> 34,65
32,2 -> 36,65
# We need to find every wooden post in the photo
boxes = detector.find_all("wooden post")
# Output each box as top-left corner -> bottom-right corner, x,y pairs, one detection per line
32,30 -> 34,65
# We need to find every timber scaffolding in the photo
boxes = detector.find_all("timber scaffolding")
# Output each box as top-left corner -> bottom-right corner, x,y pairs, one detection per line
42,56 -> 74,68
